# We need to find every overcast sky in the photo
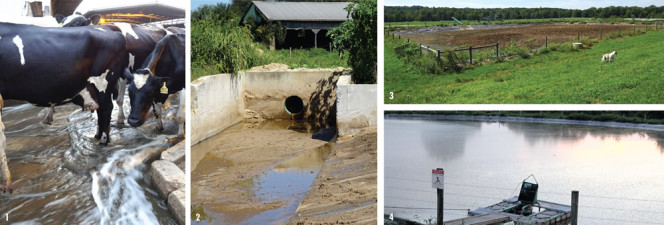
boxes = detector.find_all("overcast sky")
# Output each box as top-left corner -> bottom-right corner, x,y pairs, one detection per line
384,0 -> 664,9
191,0 -> 231,10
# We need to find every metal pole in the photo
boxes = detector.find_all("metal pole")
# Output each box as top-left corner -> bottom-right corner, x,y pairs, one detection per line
436,168 -> 444,225
571,190 -> 579,225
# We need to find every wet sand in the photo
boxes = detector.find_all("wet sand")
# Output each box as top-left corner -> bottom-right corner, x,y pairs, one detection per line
191,123 -> 378,225
289,128 -> 377,225
191,121 -> 330,224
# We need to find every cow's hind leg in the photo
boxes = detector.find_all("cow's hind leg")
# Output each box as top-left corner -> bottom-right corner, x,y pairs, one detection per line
0,95 -> 12,194
42,104 -> 55,125
116,79 -> 126,125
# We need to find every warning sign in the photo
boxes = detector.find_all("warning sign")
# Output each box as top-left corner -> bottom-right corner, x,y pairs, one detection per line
432,169 -> 444,189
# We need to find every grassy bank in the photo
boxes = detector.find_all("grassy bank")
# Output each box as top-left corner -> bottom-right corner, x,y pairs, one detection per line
385,111 -> 664,125
385,28 -> 664,104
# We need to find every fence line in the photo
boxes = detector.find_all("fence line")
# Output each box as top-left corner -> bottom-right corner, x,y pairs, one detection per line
387,24 -> 661,67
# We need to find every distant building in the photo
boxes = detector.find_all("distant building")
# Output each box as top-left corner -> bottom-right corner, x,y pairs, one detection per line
241,1 -> 351,50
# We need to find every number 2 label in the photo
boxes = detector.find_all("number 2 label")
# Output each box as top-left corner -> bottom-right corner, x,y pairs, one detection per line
196,213 -> 200,222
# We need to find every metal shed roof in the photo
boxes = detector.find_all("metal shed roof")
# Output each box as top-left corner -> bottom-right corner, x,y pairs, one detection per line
252,1 -> 350,22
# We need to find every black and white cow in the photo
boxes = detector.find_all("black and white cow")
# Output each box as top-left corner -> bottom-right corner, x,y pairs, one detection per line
0,22 -> 127,194
125,34 -> 185,135
42,18 -> 170,145
55,13 -> 101,27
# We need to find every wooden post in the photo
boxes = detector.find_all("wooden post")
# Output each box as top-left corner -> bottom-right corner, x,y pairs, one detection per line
420,44 -> 422,55
436,168 -> 444,225
437,49 -> 440,59
407,38 -> 409,43
469,46 -> 473,65
634,25 -> 636,35
600,29 -> 602,40
571,190 -> 579,225
495,42 -> 499,59
577,32 -> 580,42
545,36 -> 548,49
289,47 -> 292,58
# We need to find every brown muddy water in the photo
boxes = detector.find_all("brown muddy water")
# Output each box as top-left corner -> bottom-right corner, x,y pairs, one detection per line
0,92 -> 180,224
385,118 -> 664,225
191,120 -> 334,225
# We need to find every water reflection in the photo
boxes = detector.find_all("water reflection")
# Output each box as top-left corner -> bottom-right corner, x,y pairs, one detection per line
421,121 -> 481,162
385,118 -> 664,225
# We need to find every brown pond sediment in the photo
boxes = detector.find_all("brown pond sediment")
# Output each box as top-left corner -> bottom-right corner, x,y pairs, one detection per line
191,121 -> 334,225
398,23 -> 639,50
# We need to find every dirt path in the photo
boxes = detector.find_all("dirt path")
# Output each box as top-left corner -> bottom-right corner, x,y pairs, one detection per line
289,128 -> 377,225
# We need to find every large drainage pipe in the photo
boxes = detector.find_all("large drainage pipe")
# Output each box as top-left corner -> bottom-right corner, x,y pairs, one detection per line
284,95 -> 304,117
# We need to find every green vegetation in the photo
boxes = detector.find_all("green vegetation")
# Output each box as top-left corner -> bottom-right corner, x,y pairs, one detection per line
385,111 -> 664,125
385,28 -> 664,104
329,0 -> 377,84
191,1 -> 355,80
385,5 -> 664,23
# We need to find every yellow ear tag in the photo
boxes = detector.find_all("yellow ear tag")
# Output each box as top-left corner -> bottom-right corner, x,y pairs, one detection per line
160,82 -> 168,94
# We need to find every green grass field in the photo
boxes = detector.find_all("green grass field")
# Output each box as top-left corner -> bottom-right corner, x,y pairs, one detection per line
385,29 -> 664,104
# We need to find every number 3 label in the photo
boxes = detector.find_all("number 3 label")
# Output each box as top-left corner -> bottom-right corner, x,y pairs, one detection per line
389,92 -> 394,100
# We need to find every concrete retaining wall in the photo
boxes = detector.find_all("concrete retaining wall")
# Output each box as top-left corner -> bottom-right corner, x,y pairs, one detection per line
243,71 -> 340,121
191,74 -> 244,145
336,84 -> 377,137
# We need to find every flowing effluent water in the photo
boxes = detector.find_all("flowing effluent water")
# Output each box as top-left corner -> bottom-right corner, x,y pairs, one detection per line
0,94 -> 178,224
91,148 -> 158,225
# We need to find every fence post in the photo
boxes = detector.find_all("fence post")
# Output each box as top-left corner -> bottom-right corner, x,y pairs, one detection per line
469,46 -> 473,65
577,32 -> 580,42
437,50 -> 440,60
495,43 -> 499,59
600,29 -> 602,40
571,191 -> 579,225
634,25 -> 636,35
545,36 -> 548,49
436,168 -> 444,225
407,38 -> 409,43
420,44 -> 422,55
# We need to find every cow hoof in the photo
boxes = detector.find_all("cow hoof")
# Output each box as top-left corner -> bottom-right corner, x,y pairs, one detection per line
42,119 -> 53,125
98,142 -> 108,147
94,133 -> 102,140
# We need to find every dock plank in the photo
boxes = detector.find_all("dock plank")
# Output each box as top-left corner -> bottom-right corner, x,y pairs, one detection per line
444,213 -> 511,225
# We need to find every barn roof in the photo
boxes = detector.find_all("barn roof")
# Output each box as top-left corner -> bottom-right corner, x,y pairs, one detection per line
251,1 -> 350,22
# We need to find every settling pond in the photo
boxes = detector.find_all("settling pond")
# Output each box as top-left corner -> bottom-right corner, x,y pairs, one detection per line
385,118 -> 664,224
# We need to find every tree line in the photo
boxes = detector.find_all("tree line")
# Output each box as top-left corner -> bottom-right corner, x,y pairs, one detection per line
385,5 -> 664,22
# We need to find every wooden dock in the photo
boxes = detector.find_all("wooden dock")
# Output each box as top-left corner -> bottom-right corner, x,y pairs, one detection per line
444,196 -> 571,225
